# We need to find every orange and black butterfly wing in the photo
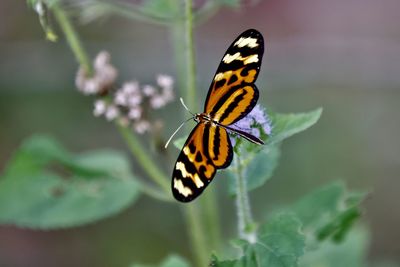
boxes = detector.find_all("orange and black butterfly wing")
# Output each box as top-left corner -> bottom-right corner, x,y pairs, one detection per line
204,29 -> 264,125
172,123 -> 233,202
172,29 -> 264,202
172,123 -> 215,202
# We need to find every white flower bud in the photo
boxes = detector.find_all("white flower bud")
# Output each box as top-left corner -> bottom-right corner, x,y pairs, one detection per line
157,74 -> 174,89
93,100 -> 107,117
134,120 -> 150,134
128,107 -> 142,120
142,85 -> 156,96
105,105 -> 120,121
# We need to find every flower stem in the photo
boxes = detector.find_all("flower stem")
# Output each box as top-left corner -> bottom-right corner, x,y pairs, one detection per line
52,3 -> 92,75
117,125 -> 170,193
183,0 -> 198,112
170,0 -> 221,263
234,155 -> 257,243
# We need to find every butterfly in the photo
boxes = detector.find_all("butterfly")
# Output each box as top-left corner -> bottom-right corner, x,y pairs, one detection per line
172,29 -> 265,202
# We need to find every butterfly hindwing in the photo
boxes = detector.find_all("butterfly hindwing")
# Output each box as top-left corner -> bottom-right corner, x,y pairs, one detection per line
172,122 -> 234,202
204,29 -> 264,121
207,124 -> 233,168
172,123 -> 216,202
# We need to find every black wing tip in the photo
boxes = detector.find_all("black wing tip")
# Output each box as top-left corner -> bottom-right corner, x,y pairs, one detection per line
241,28 -> 263,37
239,28 -> 265,55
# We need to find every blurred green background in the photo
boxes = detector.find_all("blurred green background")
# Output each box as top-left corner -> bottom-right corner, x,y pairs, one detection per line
0,1 -> 399,266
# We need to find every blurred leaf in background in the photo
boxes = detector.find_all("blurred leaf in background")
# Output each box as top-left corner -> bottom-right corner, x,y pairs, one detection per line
0,135 -> 140,229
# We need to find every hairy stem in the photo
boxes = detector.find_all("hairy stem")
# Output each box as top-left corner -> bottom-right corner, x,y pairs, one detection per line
234,155 -> 257,243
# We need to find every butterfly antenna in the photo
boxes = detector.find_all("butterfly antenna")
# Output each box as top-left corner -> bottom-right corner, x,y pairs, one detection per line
164,117 -> 193,149
180,97 -> 195,117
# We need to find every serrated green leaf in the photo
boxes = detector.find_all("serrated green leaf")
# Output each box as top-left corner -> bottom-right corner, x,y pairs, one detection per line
267,108 -> 322,145
212,213 -> 305,267
131,254 -> 190,267
255,213 -> 305,266
0,135 -> 141,229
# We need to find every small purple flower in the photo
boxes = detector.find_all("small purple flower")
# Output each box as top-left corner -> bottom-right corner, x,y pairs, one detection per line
229,104 -> 272,145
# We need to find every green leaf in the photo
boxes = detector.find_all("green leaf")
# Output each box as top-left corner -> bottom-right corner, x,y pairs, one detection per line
228,145 -> 281,195
299,227 -> 369,267
246,145 -> 280,191
212,213 -> 305,267
0,135 -> 141,229
287,181 -> 367,242
131,254 -> 190,267
255,213 -> 305,266
267,108 -> 322,145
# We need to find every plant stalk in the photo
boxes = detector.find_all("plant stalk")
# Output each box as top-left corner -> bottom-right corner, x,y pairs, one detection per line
52,3 -> 92,75
234,155 -> 257,243
182,203 -> 209,267
182,0 -> 198,112
117,125 -> 170,193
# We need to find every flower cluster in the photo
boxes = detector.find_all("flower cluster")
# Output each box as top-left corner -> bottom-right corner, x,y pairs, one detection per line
229,104 -> 272,146
75,51 -> 175,134
76,51 -> 117,95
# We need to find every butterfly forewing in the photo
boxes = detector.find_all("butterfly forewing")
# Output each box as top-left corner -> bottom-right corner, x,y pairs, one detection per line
212,84 -> 259,125
204,29 -> 264,121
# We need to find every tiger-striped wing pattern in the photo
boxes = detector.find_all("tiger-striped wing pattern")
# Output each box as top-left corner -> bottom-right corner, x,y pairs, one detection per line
205,29 -> 264,125
172,29 -> 264,202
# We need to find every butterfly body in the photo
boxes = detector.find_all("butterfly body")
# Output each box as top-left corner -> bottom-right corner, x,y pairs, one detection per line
172,29 -> 265,202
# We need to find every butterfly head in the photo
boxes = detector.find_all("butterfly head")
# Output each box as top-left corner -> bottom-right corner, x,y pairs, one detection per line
194,113 -> 212,124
